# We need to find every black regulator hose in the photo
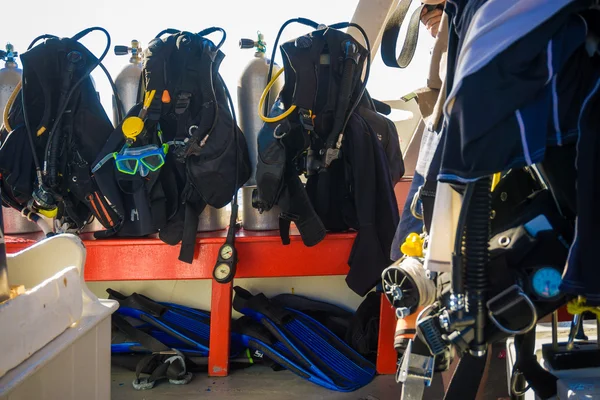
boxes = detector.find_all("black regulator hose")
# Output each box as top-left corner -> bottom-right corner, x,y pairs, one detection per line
464,177 -> 492,356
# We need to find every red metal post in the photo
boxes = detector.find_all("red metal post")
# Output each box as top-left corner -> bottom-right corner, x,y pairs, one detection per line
209,279 -> 233,377
377,293 -> 398,374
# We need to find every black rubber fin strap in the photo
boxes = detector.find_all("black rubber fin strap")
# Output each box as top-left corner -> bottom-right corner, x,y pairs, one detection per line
107,288 -> 168,317
233,286 -> 291,326
381,0 -> 424,69
112,313 -> 170,353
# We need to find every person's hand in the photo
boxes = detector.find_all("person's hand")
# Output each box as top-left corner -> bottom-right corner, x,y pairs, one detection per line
421,6 -> 444,38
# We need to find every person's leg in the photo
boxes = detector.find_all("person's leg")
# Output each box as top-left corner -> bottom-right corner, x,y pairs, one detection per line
390,172 -> 425,260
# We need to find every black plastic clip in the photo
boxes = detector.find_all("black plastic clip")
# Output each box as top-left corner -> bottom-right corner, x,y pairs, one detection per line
298,108 -> 314,131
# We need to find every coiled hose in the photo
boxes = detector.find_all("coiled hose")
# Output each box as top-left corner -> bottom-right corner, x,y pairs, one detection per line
463,177 -> 492,355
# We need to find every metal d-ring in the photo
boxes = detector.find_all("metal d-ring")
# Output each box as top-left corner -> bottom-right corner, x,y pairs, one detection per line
188,125 -> 198,136
510,369 -> 531,397
487,285 -> 538,335
273,124 -> 288,139
410,186 -> 424,220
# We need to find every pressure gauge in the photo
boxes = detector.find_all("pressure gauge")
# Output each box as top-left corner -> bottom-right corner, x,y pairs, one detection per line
213,241 -> 238,284
213,262 -> 235,284
220,244 -> 234,260
531,266 -> 562,300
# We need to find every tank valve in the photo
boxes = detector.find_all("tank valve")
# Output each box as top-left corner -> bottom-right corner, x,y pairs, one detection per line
114,40 -> 142,64
239,32 -> 266,54
0,43 -> 19,64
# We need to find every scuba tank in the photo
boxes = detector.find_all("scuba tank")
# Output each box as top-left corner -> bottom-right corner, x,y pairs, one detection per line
0,44 -> 43,234
238,32 -> 283,230
112,40 -> 143,126
197,204 -> 229,232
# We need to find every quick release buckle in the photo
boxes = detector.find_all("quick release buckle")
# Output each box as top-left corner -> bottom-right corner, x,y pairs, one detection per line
396,340 -> 434,386
175,92 -> 192,115
487,285 -> 538,335
298,108 -> 314,131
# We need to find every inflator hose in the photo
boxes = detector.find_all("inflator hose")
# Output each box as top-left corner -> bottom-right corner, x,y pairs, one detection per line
464,177 -> 492,355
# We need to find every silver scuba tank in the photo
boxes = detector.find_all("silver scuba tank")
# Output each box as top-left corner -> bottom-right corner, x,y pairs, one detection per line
112,40 -> 142,126
0,44 -> 43,234
82,39 -> 143,236
0,44 -> 21,119
238,32 -> 283,231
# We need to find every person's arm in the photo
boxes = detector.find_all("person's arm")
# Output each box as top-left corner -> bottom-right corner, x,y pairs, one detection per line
421,3 -> 445,38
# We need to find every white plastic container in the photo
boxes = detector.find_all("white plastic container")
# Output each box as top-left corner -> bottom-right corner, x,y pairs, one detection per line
0,234 -> 118,400
506,321 -> 599,400
424,182 -> 463,273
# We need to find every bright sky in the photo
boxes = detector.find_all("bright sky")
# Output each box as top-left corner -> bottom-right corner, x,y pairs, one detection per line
1,0 -> 434,120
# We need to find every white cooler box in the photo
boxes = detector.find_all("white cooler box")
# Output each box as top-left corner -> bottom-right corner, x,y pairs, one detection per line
0,234 -> 118,400
506,321 -> 600,400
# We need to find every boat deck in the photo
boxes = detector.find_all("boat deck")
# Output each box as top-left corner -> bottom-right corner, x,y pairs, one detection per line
111,343 -> 510,400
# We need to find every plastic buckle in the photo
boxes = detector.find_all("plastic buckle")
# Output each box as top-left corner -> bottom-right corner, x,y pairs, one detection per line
298,108 -> 314,131
487,285 -> 538,335
396,340 -> 434,386
175,92 -> 192,115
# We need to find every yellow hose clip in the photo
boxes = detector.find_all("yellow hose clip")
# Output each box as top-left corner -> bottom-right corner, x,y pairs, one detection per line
567,297 -> 600,319
491,172 -> 501,192
121,116 -> 144,141
143,89 -> 156,109
401,233 -> 424,257
37,207 -> 58,219
257,68 -> 296,123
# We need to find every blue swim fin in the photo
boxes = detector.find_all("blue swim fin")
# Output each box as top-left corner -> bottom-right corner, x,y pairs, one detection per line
108,289 -> 245,357
232,287 -> 376,391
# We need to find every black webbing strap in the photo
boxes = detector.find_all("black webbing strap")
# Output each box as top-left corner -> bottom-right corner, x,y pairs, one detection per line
420,179 -> 437,233
442,350 -> 488,400
112,314 -> 170,353
513,328 -> 558,399
381,0 -> 426,69
178,202 -> 203,263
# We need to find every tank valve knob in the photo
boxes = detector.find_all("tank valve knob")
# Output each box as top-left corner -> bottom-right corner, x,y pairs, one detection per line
114,45 -> 130,56
114,40 -> 142,63
0,43 -> 19,63
239,38 -> 256,49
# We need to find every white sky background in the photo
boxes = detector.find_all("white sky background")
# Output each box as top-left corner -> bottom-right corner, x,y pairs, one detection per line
1,0 -> 434,121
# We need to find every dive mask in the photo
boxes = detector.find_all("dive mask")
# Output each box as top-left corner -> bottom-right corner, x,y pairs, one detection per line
114,143 -> 169,176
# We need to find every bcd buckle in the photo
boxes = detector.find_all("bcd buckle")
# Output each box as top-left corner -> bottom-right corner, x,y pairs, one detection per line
298,108 -> 314,131
487,285 -> 538,335
397,340 -> 434,386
